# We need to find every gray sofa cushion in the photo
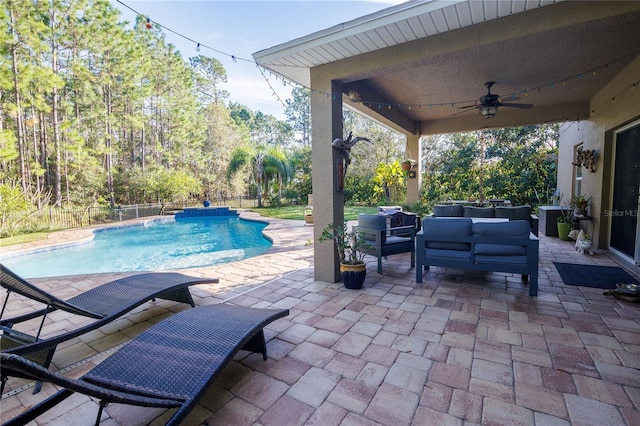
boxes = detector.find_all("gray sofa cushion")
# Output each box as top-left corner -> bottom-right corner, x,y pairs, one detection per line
422,218 -> 472,250
463,206 -> 495,218
472,220 -> 531,256
433,205 -> 464,217
495,205 -> 532,223
472,220 -> 531,237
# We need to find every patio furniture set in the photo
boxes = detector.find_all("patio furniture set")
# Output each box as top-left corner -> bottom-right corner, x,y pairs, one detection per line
355,205 -> 540,296
0,263 -> 288,424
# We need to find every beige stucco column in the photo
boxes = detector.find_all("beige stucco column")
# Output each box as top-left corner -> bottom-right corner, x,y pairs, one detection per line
406,132 -> 421,205
311,76 -> 344,283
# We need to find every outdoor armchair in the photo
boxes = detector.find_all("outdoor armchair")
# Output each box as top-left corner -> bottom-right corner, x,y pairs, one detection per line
356,213 -> 416,274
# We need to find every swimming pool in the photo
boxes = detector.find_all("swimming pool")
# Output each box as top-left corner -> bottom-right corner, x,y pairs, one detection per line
1,216 -> 272,278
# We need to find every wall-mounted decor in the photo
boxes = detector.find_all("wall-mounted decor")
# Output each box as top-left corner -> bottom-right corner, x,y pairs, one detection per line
572,148 -> 597,172
332,131 -> 371,192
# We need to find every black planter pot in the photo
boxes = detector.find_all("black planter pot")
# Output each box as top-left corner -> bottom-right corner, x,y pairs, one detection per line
340,263 -> 366,289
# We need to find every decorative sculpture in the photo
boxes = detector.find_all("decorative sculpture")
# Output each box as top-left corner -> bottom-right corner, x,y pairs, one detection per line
332,131 -> 371,192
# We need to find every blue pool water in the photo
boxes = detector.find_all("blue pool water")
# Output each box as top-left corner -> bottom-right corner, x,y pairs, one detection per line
1,216 -> 272,278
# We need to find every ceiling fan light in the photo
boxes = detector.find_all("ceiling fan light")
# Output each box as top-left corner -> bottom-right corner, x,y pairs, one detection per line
480,105 -> 497,118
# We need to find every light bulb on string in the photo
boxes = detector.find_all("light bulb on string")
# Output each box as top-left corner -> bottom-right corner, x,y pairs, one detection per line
145,17 -> 152,29
196,43 -> 200,52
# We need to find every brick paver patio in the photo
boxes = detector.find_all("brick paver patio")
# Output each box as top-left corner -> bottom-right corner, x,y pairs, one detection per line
1,212 -> 639,425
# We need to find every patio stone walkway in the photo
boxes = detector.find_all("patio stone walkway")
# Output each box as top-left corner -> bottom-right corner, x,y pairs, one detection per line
1,212 -> 639,425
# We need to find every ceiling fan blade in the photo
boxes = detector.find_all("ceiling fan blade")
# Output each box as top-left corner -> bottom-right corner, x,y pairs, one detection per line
457,104 -> 478,110
498,102 -> 533,109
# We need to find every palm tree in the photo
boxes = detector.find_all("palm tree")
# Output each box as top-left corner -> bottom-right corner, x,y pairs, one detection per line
227,145 -> 292,207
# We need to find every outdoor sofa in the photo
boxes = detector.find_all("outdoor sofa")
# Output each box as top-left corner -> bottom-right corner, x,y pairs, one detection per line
416,218 -> 539,296
1,303 -> 289,426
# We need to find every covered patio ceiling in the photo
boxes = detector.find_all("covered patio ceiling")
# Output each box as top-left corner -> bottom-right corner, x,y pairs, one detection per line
254,0 -> 640,135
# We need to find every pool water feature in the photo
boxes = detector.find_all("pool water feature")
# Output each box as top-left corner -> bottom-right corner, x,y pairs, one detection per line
1,215 -> 272,278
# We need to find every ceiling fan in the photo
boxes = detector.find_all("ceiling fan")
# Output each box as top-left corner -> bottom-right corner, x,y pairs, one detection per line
457,81 -> 533,119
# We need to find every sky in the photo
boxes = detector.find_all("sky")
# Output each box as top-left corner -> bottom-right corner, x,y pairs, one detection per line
113,0 -> 406,120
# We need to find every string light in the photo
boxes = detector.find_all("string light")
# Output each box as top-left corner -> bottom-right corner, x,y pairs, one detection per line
117,1 -> 639,116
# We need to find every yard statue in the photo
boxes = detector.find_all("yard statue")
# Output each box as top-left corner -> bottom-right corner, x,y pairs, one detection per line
332,132 -> 370,191
574,230 -> 594,255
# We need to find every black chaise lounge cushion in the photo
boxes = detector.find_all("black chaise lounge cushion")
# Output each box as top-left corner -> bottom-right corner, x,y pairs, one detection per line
1,304 -> 289,426
0,263 -> 217,365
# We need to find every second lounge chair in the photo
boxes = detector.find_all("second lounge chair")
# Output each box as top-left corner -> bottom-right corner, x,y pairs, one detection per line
1,303 -> 289,426
0,263 -> 218,392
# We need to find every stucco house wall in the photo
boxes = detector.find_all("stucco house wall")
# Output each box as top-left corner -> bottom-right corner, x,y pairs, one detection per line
558,55 -> 640,250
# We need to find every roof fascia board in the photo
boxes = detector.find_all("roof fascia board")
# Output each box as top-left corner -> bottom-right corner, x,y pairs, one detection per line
253,0 -> 466,64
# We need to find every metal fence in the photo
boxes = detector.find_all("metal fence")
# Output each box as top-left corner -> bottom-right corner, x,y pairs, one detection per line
20,203 -> 164,231
2,198 -> 261,237
1,203 -> 170,237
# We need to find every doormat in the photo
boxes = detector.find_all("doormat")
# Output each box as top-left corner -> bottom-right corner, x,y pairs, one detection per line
554,262 -> 640,289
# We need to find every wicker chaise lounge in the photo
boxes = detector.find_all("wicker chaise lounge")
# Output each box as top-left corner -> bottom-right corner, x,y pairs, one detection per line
1,303 -> 289,426
0,263 -> 218,392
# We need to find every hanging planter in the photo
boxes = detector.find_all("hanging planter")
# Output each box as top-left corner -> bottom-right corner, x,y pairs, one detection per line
401,159 -> 416,171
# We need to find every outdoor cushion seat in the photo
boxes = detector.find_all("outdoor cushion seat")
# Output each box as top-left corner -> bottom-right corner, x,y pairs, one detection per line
473,220 -> 531,256
422,217 -> 472,250
0,263 -> 217,393
495,205 -> 532,221
433,204 -> 464,217
1,304 -> 289,426
463,206 -> 495,217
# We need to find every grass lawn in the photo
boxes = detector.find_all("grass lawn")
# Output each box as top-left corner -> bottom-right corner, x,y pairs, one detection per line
0,232 -> 50,247
249,205 -> 377,221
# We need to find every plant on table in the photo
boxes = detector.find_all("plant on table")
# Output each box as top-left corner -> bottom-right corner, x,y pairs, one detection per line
569,194 -> 591,217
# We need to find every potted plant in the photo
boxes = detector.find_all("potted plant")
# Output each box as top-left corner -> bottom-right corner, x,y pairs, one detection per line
401,159 -> 416,171
556,203 -> 572,241
319,222 -> 371,289
569,194 -> 591,218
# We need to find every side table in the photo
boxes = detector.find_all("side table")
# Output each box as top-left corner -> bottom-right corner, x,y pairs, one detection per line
538,206 -> 563,237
